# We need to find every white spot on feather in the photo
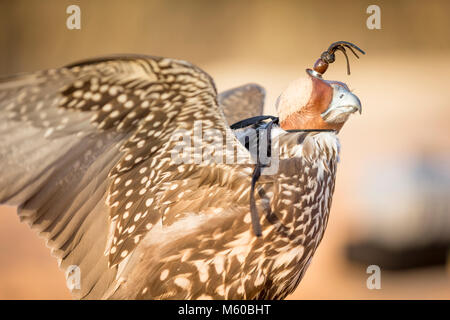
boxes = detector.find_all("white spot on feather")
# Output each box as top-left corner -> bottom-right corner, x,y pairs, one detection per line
174,277 -> 190,289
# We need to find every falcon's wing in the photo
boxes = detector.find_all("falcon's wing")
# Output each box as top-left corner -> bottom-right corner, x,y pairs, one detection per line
0,55 -> 252,299
218,83 -> 265,125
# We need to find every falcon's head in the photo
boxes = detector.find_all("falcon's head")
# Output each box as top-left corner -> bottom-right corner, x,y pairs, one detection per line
278,41 -> 364,132
277,70 -> 361,132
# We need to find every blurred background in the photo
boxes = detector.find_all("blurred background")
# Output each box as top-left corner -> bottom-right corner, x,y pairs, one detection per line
0,0 -> 449,299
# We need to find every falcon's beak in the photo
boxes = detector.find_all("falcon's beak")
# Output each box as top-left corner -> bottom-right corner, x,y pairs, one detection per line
321,83 -> 362,123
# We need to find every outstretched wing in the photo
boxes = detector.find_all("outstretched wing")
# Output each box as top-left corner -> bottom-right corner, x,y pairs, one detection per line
218,83 -> 265,125
0,55 -> 252,299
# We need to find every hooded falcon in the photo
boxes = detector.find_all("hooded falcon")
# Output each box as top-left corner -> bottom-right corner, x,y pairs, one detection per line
0,41 -> 364,299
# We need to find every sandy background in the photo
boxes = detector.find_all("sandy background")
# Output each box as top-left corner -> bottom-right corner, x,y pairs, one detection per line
0,0 -> 449,299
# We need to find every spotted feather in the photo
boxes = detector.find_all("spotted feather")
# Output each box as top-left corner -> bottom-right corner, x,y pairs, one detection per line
0,54 -> 347,300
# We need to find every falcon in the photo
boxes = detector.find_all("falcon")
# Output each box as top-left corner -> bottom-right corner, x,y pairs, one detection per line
0,41 -> 364,299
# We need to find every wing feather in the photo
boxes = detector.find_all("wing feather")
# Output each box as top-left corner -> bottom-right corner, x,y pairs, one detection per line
0,55 -> 252,298
218,83 -> 265,125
